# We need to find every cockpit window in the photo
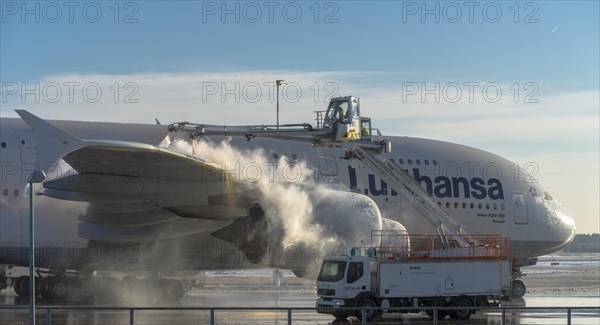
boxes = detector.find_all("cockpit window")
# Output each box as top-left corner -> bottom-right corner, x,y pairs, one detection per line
544,191 -> 554,201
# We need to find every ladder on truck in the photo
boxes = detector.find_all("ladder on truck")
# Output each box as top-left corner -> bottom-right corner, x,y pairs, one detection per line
345,143 -> 470,247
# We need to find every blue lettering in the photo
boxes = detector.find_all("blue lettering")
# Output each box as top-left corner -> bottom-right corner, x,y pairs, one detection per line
488,178 -> 504,200
451,177 -> 470,198
349,169 -> 504,200
368,174 -> 387,196
470,178 -> 486,199
348,166 -> 358,190
413,168 -> 433,196
434,176 -> 452,198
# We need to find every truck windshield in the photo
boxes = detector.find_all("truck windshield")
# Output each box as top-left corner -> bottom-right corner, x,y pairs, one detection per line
317,261 -> 346,282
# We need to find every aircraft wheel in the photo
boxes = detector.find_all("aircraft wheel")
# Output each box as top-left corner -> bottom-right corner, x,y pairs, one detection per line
160,279 -> 184,301
450,296 -> 474,320
356,299 -> 378,322
0,275 -> 7,291
48,278 -> 68,300
512,280 -> 526,298
15,276 -> 29,297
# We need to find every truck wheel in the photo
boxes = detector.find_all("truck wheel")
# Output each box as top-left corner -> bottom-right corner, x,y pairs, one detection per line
425,310 -> 448,319
512,280 -> 526,298
356,299 -> 377,322
450,297 -> 474,320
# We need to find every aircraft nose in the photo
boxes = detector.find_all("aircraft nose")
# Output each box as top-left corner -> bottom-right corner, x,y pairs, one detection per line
553,203 -> 576,250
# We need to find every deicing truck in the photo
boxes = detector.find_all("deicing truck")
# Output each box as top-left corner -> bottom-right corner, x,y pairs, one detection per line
316,233 -> 512,321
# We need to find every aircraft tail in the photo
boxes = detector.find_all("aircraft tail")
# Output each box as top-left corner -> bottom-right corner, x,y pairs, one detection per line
15,110 -> 86,174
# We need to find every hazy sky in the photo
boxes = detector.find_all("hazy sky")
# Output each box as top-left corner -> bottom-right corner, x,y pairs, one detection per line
1,0 -> 599,233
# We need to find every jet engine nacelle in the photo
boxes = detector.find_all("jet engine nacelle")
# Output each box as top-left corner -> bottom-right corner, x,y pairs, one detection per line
213,187 -> 383,278
379,218 -> 410,258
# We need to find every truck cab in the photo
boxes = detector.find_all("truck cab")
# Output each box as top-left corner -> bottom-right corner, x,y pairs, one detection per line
317,256 -> 371,299
316,254 -> 376,321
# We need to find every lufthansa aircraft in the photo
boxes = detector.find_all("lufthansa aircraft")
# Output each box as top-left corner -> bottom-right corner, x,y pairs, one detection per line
0,97 -> 576,301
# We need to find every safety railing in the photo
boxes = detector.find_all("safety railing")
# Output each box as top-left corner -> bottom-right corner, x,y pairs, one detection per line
372,231 -> 511,262
0,305 -> 598,325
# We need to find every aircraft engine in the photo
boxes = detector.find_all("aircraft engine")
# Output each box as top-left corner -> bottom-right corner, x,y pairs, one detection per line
379,218 -> 410,258
212,187 -> 383,278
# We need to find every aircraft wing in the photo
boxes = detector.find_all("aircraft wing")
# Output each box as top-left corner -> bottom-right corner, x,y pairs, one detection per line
61,140 -> 224,182
16,110 -> 256,242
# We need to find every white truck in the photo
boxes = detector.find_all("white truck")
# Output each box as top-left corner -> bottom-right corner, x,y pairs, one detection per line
316,234 -> 512,321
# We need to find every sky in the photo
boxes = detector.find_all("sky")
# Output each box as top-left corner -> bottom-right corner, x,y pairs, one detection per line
1,0 -> 599,233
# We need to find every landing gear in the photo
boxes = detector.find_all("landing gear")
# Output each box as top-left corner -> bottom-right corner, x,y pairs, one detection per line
13,276 -> 28,297
0,274 -> 7,291
511,279 -> 527,298
42,277 -> 69,301
159,279 -> 185,301
10,271 -> 189,303
511,261 -> 535,298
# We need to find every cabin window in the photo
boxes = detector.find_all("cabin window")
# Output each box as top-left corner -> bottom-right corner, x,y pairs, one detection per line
13,189 -> 19,196
407,159 -> 413,165
433,160 -> 438,166
2,189 -> 8,196
0,142 -> 6,148
291,154 -> 297,160
470,203 -> 474,209
325,100 -> 349,125
416,159 -> 421,165
445,202 -> 450,208
424,160 -> 429,165
399,158 -> 404,164
462,202 -> 466,209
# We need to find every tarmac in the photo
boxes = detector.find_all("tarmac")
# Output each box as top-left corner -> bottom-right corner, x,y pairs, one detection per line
0,252 -> 598,324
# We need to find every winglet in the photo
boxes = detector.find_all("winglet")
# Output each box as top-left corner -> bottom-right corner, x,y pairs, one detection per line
15,110 -> 86,173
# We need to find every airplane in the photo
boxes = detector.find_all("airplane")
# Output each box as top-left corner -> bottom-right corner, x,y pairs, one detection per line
0,96 -> 576,302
